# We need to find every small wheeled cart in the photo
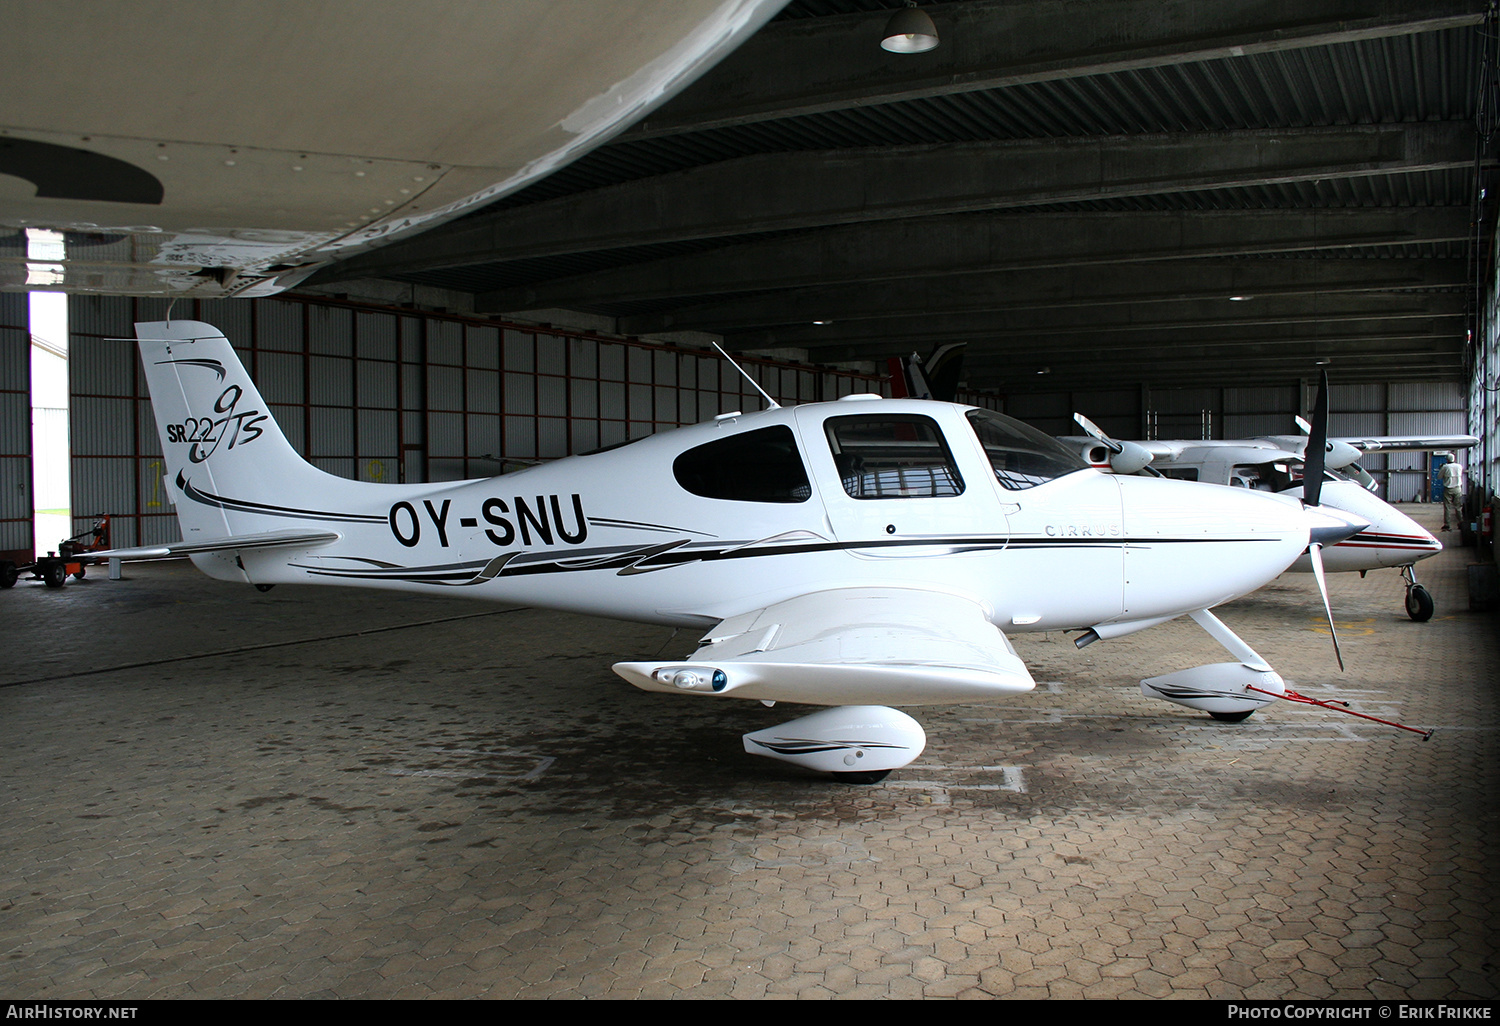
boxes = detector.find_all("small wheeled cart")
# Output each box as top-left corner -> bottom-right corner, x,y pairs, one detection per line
0,515 -> 112,589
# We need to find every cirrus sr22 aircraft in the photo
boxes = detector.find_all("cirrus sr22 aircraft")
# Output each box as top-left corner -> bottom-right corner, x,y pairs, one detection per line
101,321 -> 1370,782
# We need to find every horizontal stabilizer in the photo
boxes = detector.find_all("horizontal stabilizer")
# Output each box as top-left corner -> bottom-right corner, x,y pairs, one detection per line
85,529 -> 341,563
614,587 -> 1035,706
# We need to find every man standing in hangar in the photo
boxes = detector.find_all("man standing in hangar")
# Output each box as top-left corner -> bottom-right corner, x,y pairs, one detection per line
1440,454 -> 1465,532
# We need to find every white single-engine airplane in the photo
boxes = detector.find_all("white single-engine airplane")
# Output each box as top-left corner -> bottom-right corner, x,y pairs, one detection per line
101,320 -> 1371,781
1066,417 -> 1478,623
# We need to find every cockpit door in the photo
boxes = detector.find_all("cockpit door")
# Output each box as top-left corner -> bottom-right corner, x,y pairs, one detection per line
793,403 -> 1006,555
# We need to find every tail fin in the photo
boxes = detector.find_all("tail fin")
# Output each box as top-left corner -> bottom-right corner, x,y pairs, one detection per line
886,343 -> 966,403
136,320 -> 356,577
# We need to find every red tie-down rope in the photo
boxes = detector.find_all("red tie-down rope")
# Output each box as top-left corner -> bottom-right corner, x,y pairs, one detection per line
1246,684 -> 1433,740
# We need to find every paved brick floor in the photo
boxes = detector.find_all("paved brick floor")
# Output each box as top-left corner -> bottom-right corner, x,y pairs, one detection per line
1,503 -> 1496,999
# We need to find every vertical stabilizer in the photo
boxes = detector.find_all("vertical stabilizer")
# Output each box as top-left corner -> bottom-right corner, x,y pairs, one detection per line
135,320 -> 338,573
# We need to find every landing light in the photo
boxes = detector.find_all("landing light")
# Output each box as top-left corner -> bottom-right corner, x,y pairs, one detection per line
656,667 -> 728,692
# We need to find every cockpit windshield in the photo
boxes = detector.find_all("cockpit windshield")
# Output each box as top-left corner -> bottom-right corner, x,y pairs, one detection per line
1231,459 -> 1347,494
965,409 -> 1090,491
1230,461 -> 1298,492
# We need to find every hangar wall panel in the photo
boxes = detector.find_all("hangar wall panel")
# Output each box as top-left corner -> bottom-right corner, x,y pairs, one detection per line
0,293 -> 32,559
1476,237 -> 1500,507
62,295 -> 891,543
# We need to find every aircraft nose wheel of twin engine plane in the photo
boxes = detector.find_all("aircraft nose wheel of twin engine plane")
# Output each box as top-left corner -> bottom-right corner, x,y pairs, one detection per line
1401,565 -> 1434,622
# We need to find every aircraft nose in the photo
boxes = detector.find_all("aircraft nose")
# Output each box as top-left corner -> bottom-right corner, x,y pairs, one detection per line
1305,505 -> 1369,547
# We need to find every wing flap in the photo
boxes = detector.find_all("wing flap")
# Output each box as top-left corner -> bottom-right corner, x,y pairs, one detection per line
614,587 -> 1035,705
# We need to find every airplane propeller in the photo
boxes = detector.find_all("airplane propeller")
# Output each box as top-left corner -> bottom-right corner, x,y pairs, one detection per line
1303,371 -> 1329,507
1072,413 -> 1154,474
1301,370 -> 1349,671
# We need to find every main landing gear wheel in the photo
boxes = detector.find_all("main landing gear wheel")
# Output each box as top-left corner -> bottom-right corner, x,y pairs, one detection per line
1209,710 -> 1255,723
835,769 -> 893,784
1405,584 -> 1434,623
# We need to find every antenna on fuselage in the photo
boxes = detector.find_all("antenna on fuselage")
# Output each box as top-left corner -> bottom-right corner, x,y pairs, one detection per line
711,341 -> 781,410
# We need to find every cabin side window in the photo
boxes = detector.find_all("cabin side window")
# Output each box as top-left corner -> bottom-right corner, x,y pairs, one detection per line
824,414 -> 964,499
673,425 -> 811,503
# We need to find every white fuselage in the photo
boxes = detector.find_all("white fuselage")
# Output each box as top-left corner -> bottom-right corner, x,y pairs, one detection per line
211,399 -> 1314,634
1130,443 -> 1441,573
1283,479 -> 1440,572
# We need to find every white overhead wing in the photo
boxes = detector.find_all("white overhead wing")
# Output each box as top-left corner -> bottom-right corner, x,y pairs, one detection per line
614,588 -> 1036,706
85,529 -> 340,562
1334,434 -> 1479,453
3,0 -> 783,297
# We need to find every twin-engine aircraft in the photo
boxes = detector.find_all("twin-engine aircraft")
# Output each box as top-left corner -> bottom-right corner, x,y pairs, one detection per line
104,321 -> 1368,781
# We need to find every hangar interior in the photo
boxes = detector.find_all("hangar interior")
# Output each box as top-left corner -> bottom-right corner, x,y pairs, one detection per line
3,0 -> 1499,560
3,0 -> 1500,1003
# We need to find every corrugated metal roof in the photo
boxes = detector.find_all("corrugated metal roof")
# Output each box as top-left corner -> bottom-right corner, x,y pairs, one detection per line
484,28 -> 1481,210
332,0 -> 1498,391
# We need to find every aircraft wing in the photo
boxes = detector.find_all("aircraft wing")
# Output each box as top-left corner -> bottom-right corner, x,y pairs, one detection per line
4,1 -> 783,298
1334,434 -> 1479,453
613,587 -> 1036,706
84,529 -> 340,563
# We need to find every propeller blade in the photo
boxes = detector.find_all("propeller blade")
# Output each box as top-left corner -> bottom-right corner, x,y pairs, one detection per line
1304,369 -> 1329,506
1073,412 -> 1121,453
1307,542 -> 1345,672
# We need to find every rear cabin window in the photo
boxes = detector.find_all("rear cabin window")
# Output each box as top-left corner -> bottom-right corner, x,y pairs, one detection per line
673,425 -> 811,503
824,414 -> 964,499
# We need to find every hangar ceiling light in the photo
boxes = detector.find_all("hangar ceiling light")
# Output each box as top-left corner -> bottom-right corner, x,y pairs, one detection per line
880,2 -> 938,54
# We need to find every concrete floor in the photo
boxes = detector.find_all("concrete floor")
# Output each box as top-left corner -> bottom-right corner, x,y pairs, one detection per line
1,503 -> 1496,1000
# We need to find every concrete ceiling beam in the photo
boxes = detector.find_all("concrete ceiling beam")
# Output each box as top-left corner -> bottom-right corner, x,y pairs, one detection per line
705,258 -> 1469,341
956,335 -> 1469,388
798,321 -> 1465,368
974,353 -> 1466,392
317,122 -> 1475,281
478,207 -> 1474,312
772,295 -> 1468,357
625,0 -> 1486,140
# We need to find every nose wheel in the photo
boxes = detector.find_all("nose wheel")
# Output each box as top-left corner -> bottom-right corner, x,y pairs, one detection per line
1401,565 -> 1433,622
